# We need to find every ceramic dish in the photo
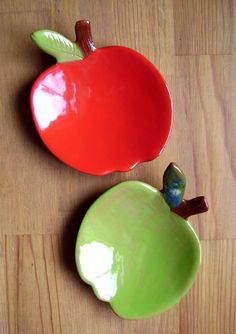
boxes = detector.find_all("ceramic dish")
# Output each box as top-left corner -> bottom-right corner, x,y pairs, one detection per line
75,163 -> 208,319
30,20 -> 173,175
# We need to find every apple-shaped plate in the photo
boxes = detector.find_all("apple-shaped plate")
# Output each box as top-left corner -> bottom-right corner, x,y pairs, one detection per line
75,163 -> 208,319
30,20 -> 173,175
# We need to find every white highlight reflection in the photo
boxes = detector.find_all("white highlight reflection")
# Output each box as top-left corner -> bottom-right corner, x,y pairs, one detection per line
80,242 -> 118,301
33,71 -> 66,130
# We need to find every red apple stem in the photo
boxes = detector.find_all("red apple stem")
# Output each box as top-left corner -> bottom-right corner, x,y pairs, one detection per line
171,196 -> 208,219
75,20 -> 96,57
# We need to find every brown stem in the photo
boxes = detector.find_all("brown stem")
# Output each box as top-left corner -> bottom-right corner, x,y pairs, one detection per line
75,20 -> 96,57
171,196 -> 209,219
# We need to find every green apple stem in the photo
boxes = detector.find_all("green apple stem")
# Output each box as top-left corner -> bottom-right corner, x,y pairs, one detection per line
171,197 -> 208,219
75,20 -> 96,57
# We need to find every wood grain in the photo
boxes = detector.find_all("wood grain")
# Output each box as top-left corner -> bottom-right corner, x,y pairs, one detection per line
174,0 -> 234,55
180,240 -> 236,334
2,235 -> 62,334
0,0 -> 235,333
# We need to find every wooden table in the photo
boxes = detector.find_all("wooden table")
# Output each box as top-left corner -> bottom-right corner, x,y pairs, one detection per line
0,0 -> 235,333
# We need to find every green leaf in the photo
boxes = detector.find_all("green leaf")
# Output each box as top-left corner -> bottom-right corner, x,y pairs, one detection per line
31,30 -> 84,62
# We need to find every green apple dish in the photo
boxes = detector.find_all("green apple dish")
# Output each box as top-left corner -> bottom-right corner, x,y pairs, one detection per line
75,163 -> 208,319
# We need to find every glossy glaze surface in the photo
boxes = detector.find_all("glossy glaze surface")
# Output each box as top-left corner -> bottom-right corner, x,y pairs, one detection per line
31,46 -> 173,175
75,181 -> 201,319
162,162 -> 186,208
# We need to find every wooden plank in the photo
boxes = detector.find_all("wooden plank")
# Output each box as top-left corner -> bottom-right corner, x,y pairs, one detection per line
174,0 -> 234,55
122,308 -> 179,334
0,0 -> 235,333
2,235 -> 62,334
168,55 -> 236,239
180,240 -> 236,334
0,0 -> 52,13
0,236 -> 8,333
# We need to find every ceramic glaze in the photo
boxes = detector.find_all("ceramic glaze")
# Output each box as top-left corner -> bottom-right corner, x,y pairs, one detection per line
76,181 -> 200,318
75,163 -> 208,319
30,21 -> 173,175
